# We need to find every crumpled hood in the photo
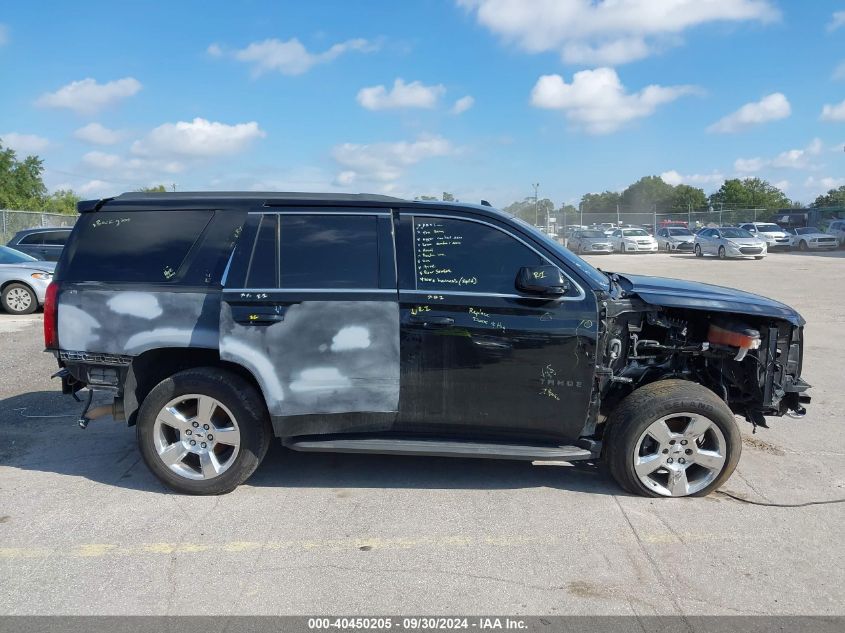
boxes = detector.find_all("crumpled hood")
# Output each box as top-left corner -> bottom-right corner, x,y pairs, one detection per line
617,273 -> 804,326
1,261 -> 56,274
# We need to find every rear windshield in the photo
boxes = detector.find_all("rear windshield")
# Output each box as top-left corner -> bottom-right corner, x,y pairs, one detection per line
61,210 -> 213,282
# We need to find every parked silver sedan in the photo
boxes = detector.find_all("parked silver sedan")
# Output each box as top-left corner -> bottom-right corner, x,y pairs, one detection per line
0,246 -> 56,314
655,226 -> 695,252
785,227 -> 839,251
693,227 -> 767,260
567,229 -> 614,254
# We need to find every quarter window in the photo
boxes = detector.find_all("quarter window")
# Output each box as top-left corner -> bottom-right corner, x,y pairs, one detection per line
412,217 -> 544,294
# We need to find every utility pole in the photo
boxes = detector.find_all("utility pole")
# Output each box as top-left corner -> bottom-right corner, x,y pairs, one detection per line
616,203 -> 620,227
579,201 -> 583,229
532,183 -> 540,228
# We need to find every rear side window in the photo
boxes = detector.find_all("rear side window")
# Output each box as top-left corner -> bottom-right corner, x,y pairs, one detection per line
62,210 -> 213,282
239,214 -> 381,289
42,231 -> 70,245
18,233 -> 43,245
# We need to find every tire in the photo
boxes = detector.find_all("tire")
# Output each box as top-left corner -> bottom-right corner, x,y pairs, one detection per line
718,246 -> 727,260
754,256 -> 764,260
798,240 -> 808,252
136,367 -> 272,495
604,379 -> 741,498
1,283 -> 37,315
694,244 -> 703,258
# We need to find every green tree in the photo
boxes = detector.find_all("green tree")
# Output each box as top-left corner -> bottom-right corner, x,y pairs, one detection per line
442,192 -> 455,202
669,184 -> 708,211
43,189 -> 82,215
579,191 -> 621,213
503,197 -> 554,225
0,139 -> 48,209
709,178 -> 791,212
136,184 -> 168,193
811,185 -> 845,208
620,175 -> 674,211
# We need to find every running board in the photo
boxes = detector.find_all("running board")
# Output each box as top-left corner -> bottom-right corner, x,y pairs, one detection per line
285,438 -> 594,462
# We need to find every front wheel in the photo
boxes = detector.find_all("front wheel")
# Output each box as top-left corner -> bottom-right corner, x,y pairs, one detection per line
137,367 -> 272,495
604,380 -> 741,497
1,283 -> 37,315
798,240 -> 808,252
718,246 -> 727,259
694,244 -> 703,257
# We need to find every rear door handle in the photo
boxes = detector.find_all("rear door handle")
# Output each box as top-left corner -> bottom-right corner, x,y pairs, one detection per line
410,315 -> 454,328
231,306 -> 286,325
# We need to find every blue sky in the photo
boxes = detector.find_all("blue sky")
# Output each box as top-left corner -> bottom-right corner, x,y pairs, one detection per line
1,0 -> 843,208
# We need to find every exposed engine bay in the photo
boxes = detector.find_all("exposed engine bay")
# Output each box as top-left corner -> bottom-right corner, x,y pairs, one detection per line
595,298 -> 811,431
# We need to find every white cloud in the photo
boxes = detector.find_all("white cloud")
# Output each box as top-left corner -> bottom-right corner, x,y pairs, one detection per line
828,10 -> 845,32
131,117 -> 266,158
451,95 -> 475,115
357,78 -> 445,110
707,92 -> 790,133
804,175 -> 845,192
458,0 -> 778,65
78,180 -> 113,196
35,77 -> 142,115
660,170 -> 724,187
530,68 -> 697,134
223,37 -> 376,76
332,134 -> 454,183
833,60 -> 845,81
734,138 -> 824,173
0,23 -> 8,46
1,132 -> 49,153
820,99 -> 845,122
73,122 -> 125,145
772,179 -> 790,192
82,151 -> 122,170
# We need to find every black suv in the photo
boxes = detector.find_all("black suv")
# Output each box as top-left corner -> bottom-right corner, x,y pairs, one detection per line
45,193 -> 811,496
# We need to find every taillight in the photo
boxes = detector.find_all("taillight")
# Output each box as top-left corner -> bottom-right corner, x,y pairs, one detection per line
44,281 -> 60,349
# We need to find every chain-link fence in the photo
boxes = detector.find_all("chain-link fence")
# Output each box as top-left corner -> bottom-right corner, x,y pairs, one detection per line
1,210 -> 78,244
557,208 -> 770,235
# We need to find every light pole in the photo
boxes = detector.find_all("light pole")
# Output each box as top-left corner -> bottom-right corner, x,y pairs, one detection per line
532,183 -> 540,228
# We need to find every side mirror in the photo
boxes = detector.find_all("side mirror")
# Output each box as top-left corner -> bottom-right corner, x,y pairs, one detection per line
516,266 -> 571,296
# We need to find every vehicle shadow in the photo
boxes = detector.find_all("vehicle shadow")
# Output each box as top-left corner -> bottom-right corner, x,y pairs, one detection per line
0,390 -> 623,497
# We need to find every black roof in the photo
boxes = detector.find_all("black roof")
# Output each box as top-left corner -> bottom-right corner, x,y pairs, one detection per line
78,191 -> 509,219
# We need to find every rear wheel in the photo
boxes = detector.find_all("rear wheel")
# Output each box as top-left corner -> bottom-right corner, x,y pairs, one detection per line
1,283 -> 37,315
604,380 -> 741,497
694,244 -> 703,257
137,367 -> 272,495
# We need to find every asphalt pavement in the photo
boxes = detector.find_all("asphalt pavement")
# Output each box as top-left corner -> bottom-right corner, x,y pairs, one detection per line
1,250 -> 843,615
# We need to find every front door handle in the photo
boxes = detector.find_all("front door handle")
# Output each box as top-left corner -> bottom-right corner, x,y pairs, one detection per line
410,315 -> 454,328
231,306 -> 286,325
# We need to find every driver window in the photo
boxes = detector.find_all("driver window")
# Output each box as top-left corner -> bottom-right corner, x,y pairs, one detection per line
412,217 -> 544,294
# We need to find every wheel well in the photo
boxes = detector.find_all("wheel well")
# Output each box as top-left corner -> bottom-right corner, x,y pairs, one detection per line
0,279 -> 36,295
123,347 -> 266,426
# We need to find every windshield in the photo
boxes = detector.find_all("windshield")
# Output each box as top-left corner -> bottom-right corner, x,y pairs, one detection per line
720,228 -> 754,239
667,228 -> 693,236
578,230 -> 606,238
622,229 -> 648,237
796,227 -> 818,235
513,217 -> 609,290
0,245 -> 37,264
755,223 -> 781,232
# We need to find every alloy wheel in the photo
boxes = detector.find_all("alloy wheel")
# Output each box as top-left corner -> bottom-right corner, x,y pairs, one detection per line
153,394 -> 241,480
632,413 -> 727,497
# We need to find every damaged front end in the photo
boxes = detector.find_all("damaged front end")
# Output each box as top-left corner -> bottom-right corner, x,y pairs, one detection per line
593,275 -> 811,434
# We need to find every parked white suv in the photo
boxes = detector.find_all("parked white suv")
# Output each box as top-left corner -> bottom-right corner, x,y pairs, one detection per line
739,223 -> 791,251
